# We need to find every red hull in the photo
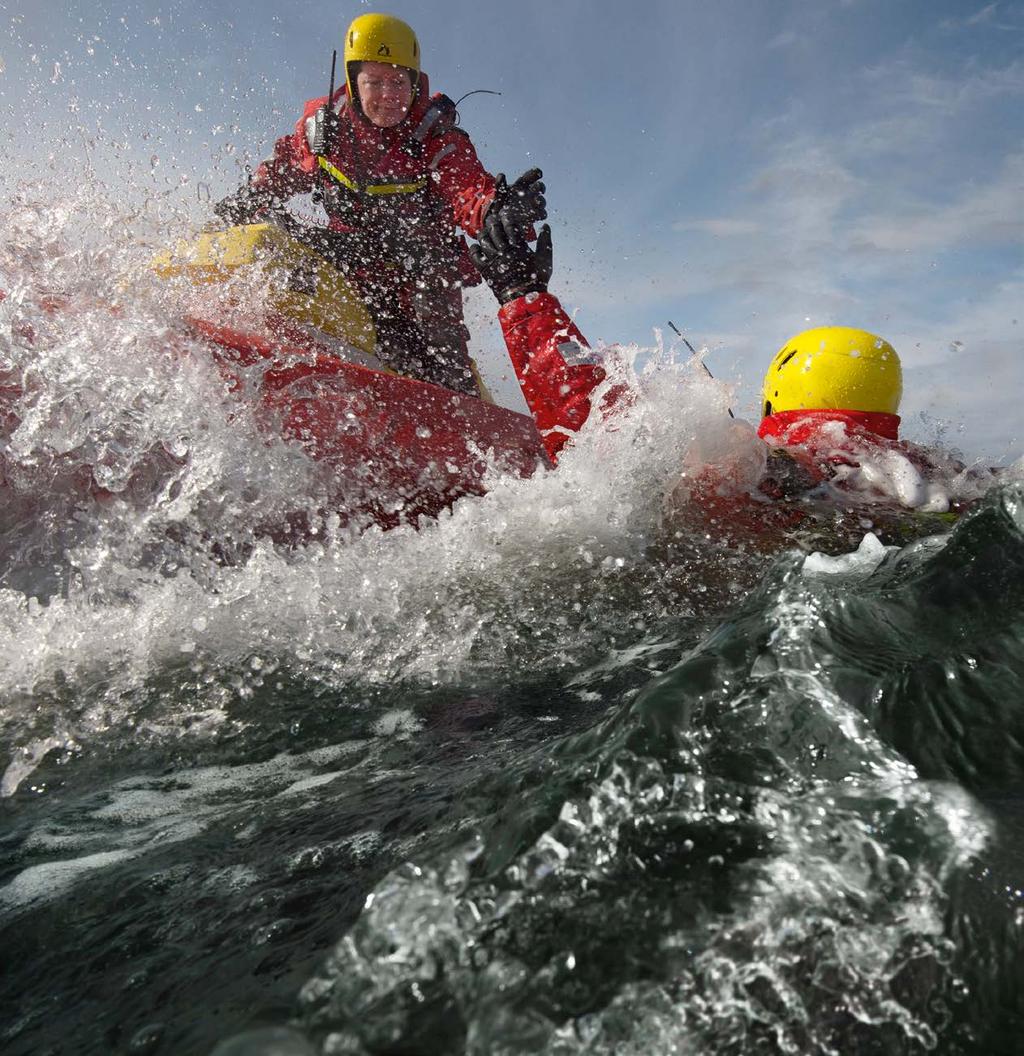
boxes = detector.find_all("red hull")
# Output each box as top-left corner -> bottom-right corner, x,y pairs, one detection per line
186,317 -> 548,527
0,288 -> 548,534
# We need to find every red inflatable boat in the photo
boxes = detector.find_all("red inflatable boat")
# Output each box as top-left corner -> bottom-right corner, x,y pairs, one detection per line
2,223 -> 549,531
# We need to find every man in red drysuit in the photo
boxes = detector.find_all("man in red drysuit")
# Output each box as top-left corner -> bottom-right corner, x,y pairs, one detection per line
215,12 -> 545,396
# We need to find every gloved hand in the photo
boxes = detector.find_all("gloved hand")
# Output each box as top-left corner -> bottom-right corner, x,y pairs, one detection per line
469,214 -> 552,305
488,167 -> 547,235
212,183 -> 274,226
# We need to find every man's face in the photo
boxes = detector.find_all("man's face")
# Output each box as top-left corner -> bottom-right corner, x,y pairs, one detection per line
355,62 -> 415,128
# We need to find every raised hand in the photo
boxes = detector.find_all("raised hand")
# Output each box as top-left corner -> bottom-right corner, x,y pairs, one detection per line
489,167 -> 547,235
470,214 -> 553,305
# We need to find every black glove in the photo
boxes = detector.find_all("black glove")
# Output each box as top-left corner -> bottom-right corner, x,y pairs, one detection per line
489,167 -> 547,235
212,183 -> 274,226
469,214 -> 552,305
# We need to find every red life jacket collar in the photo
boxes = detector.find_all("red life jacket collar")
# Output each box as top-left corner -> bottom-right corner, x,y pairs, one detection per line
758,409 -> 900,444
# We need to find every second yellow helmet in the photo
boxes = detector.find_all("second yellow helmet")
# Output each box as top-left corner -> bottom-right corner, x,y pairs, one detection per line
344,13 -> 420,97
762,326 -> 902,419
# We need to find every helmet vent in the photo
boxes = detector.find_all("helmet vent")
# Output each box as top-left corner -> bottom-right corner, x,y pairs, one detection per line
777,349 -> 797,370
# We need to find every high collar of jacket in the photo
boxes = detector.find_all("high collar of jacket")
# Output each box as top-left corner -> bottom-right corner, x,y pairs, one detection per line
339,71 -> 432,145
758,408 -> 901,444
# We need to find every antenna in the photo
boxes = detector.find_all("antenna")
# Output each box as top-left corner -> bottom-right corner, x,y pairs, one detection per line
324,50 -> 337,154
668,320 -> 734,418
311,51 -> 338,158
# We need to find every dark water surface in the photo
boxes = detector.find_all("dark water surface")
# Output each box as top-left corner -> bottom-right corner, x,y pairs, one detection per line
3,485 -> 1023,1055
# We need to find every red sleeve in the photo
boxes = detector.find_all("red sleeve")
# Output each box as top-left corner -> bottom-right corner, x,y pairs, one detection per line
428,130 -> 496,238
498,291 -> 625,463
250,99 -> 323,198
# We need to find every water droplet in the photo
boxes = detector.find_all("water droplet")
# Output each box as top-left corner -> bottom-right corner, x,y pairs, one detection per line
129,1023 -> 165,1053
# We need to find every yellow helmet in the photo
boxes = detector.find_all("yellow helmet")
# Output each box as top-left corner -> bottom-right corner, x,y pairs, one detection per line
344,13 -> 420,99
761,326 -> 902,418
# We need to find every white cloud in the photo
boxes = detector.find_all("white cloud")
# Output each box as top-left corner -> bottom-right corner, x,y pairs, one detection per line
940,2 -> 1024,32
840,113 -> 938,159
968,2 -> 1000,23
672,217 -> 761,237
849,152 -> 1024,253
767,30 -> 799,49
940,2 -> 999,30
863,57 -> 1024,111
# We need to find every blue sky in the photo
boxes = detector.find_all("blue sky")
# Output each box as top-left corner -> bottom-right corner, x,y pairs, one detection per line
1,0 -> 1021,458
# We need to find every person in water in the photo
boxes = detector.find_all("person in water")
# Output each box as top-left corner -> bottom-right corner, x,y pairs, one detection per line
752,326 -> 949,508
469,214 -> 977,539
214,12 -> 546,396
